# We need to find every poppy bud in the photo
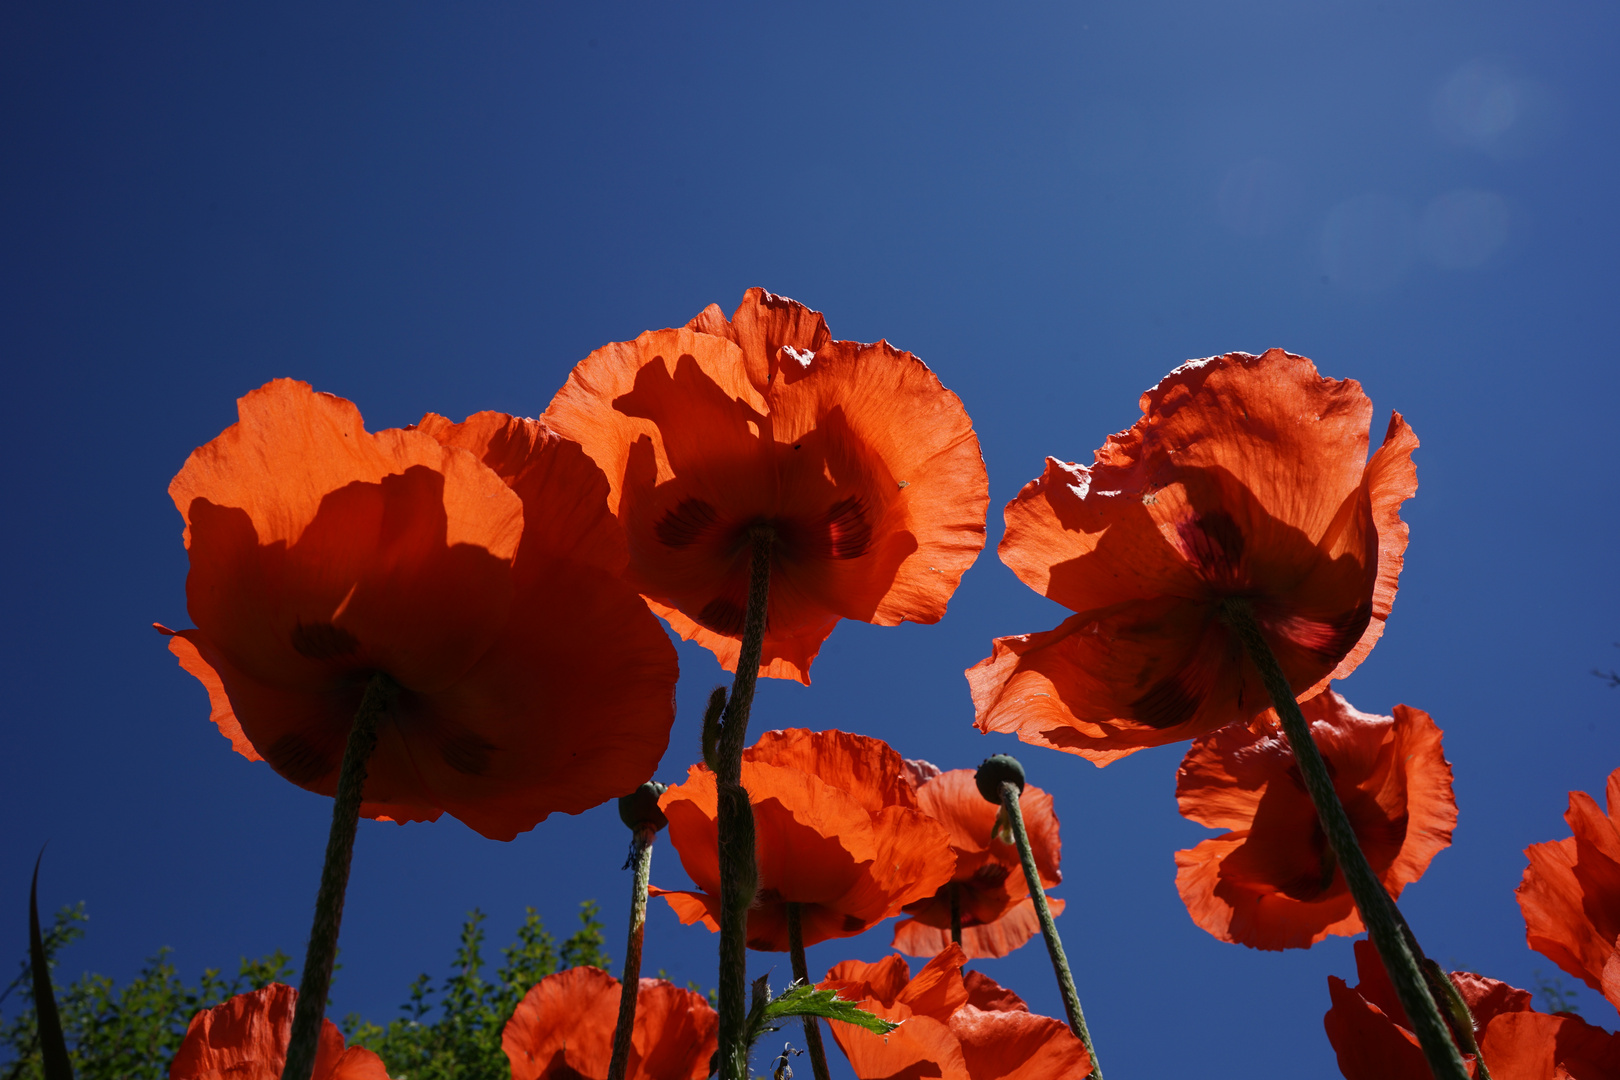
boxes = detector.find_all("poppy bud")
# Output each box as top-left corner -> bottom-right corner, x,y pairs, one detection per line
975,755 -> 1025,803
618,781 -> 669,832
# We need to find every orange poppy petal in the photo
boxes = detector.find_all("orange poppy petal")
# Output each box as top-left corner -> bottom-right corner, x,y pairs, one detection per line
969,600 -> 1250,765
828,1008 -> 968,1080
914,770 -> 1059,885
822,955 -> 971,1080
1322,974 -> 1433,1080
546,301 -> 986,684
1322,412 -> 1419,688
163,624 -> 443,825
659,730 -> 955,950
821,953 -> 914,1009
649,887 -> 721,932
170,984 -> 373,1080
1175,691 -> 1455,950
1478,1009 -> 1620,1079
162,627 -> 261,763
892,897 -> 1064,960
765,338 -> 989,629
184,463 -> 518,697
371,560 -> 679,841
628,979 -> 720,1080
749,728 -> 919,813
501,966 -> 617,1080
644,597 -> 832,684
981,351 -> 1410,764
687,288 -> 833,394
1518,767 -> 1620,992
951,1004 -> 1091,1080
415,411 -> 628,576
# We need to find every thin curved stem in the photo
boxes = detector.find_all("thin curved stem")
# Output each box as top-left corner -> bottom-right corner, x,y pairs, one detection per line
608,826 -> 657,1080
716,527 -> 774,1080
999,782 -> 1103,1080
949,884 -> 962,948
281,672 -> 396,1080
786,903 -> 832,1080
1222,599 -> 1471,1080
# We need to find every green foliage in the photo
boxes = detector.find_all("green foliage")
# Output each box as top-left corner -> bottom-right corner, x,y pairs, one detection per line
1,904 -> 291,1080
1532,969 -> 1584,1016
2,902 -> 610,1080
344,903 -> 609,1080
729,975 -> 897,1078
759,982 -> 898,1036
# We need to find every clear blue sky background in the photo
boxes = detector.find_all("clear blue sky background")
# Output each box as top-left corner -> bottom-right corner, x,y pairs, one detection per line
3,3 -> 1617,1077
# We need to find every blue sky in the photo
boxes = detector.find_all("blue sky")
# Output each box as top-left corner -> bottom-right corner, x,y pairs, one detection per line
3,2 -> 1617,1076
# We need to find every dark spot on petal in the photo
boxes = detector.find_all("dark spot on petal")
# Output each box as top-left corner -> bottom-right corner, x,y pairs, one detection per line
1276,820 -> 1338,901
1131,675 -> 1200,730
819,497 -> 873,560
655,499 -> 722,548
970,863 -> 1011,889
1175,510 -> 1246,584
291,620 -> 360,660
439,729 -> 497,777
264,732 -> 336,786
697,597 -> 747,636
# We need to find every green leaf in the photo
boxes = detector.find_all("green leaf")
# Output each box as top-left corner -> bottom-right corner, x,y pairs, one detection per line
762,983 -> 900,1036
29,852 -> 74,1080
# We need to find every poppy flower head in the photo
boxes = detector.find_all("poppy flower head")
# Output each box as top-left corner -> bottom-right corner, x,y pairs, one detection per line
1323,938 -> 1620,1079
544,289 -> 990,683
653,728 -> 956,950
162,380 -> 679,840
501,966 -> 718,1080
818,945 -> 1092,1080
170,983 -> 390,1080
891,767 -> 1065,960
968,349 -> 1418,763
1517,767 -> 1620,1015
1174,690 -> 1455,951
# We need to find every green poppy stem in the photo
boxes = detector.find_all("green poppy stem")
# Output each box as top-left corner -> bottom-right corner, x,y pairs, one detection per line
280,671 -> 396,1080
716,526 -> 774,1080
996,779 -> 1104,1080
949,883 -> 962,948
1222,598 -> 1471,1080
607,824 -> 657,1080
786,903 -> 833,1080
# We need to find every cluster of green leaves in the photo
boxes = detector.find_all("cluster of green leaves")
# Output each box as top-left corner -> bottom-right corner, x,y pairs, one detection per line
344,903 -> 608,1080
2,903 -> 292,1080
1,902 -> 608,1080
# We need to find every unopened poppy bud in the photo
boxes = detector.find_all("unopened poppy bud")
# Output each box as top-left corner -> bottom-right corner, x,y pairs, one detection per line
618,781 -> 669,832
975,754 -> 1026,804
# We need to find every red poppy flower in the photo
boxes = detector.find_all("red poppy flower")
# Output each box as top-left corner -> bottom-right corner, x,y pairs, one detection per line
819,944 -> 1092,1079
170,983 -> 390,1080
501,966 -> 717,1080
654,728 -> 956,949
1323,938 -> 1620,1079
1518,767 -> 1620,1013
890,766 -> 1066,960
1174,690 -> 1455,950
967,349 -> 1418,763
543,288 -> 989,683
160,380 -> 679,841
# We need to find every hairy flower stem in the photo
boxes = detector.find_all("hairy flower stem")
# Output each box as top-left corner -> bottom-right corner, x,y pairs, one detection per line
281,672 -> 397,1080
998,781 -> 1104,1080
607,825 -> 657,1080
716,527 -> 774,1080
949,884 -> 962,947
1222,599 -> 1471,1080
786,903 -> 833,1080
